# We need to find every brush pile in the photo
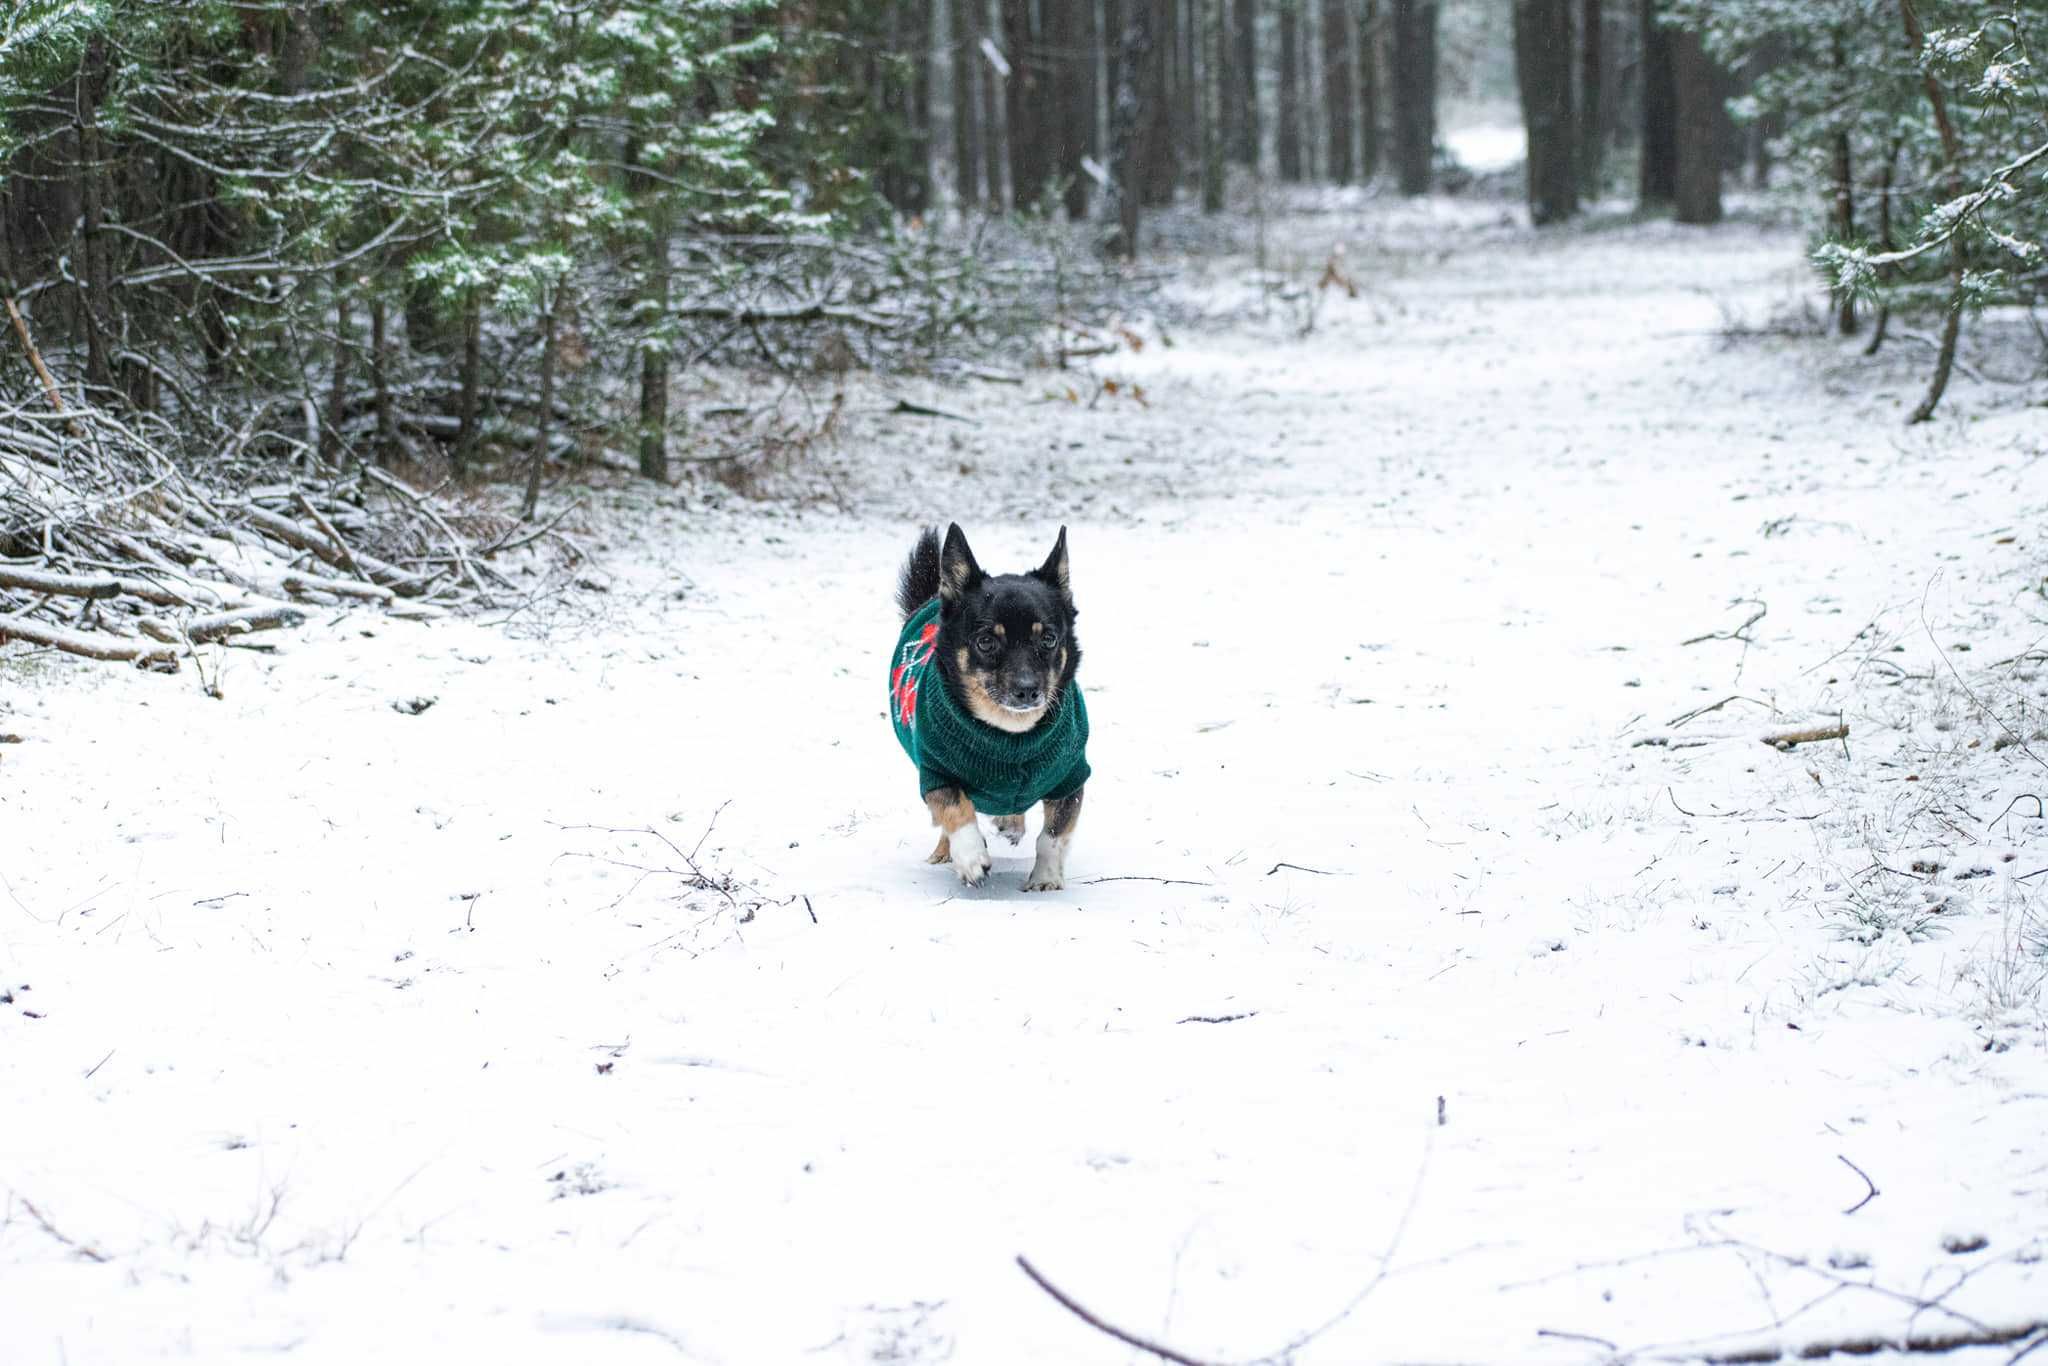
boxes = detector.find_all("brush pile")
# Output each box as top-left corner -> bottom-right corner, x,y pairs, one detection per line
0,392 -> 532,674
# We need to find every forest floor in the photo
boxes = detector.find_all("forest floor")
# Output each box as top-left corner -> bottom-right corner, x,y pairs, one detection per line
4,196 -> 2048,1365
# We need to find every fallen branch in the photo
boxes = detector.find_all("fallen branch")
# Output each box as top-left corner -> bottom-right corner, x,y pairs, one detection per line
14,1196 -> 109,1263
278,570 -> 393,603
1690,1320 -> 2048,1363
888,397 -> 977,423
1762,723 -> 1849,750
4,297 -> 77,433
160,604 -> 306,644
295,490 -> 370,585
0,614 -> 178,669
1015,1255 -> 1219,1366
238,505 -> 423,595
0,564 -> 200,608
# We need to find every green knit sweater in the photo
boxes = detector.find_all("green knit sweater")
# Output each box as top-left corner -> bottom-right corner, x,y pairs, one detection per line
889,597 -> 1090,816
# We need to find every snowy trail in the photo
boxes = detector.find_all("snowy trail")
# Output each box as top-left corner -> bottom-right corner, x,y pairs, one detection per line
5,211 -> 2047,1364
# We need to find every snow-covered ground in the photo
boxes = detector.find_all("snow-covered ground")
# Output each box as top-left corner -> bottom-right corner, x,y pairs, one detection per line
5,205 -> 2047,1364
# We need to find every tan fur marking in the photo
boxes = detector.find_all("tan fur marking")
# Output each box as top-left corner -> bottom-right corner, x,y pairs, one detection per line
1031,621 -> 1043,637
962,668 -> 1047,733
925,787 -> 978,833
993,623 -> 1005,639
1043,792 -> 1083,840
1057,646 -> 1068,676
993,813 -> 1027,839
927,832 -> 951,864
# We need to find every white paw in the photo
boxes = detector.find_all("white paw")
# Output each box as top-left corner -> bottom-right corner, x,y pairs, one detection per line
1024,833 -> 1066,892
950,824 -> 992,886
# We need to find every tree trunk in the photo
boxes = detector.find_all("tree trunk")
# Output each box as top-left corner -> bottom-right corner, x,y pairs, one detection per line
1106,0 -> 1153,257
1229,0 -> 1258,165
980,0 -> 1007,205
1603,0 -> 1633,151
1639,0 -> 1676,205
1051,0 -> 1091,218
638,189 -> 672,482
1578,0 -> 1602,195
1898,0 -> 1963,424
1514,0 -> 1576,224
521,287 -> 559,521
1669,25 -> 1721,223
74,41 -> 112,392
1143,0 -> 1180,203
280,3 -> 318,95
1864,136 -> 1901,356
1278,2 -> 1303,180
892,0 -> 935,215
1085,0 -> 1104,166
322,276 -> 352,468
1177,0 -> 1200,186
1828,31 -> 1856,335
1830,124 -> 1855,332
455,291 -> 481,475
951,0 -> 981,205
1391,0 -> 1435,194
1203,0 -> 1228,209
371,293 -> 394,465
1004,0 -> 1051,207
1322,0 -> 1355,183
1107,0 -> 1124,140
1359,0 -> 1379,178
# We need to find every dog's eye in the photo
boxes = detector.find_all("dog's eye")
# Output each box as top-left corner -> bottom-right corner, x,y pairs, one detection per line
974,633 -> 999,655
1036,632 -> 1059,654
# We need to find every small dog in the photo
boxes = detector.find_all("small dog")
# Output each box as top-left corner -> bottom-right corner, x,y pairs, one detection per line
890,524 -> 1088,890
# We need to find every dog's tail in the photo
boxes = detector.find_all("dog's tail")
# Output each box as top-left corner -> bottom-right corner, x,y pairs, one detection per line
895,526 -> 943,620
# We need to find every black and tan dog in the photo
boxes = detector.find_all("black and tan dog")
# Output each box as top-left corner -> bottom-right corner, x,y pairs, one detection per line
889,525 -> 1089,890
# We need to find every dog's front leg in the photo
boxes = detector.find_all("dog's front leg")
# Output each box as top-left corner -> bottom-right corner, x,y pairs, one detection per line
1025,789 -> 1082,892
925,787 -> 990,886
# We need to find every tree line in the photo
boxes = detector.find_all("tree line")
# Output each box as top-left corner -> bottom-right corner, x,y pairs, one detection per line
3,0 -> 2046,484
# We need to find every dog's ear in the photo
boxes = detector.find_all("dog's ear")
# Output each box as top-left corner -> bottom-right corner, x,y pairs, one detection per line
1033,526 -> 1071,600
939,523 -> 984,603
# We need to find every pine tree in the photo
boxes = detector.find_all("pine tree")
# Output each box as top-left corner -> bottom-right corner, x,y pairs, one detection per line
1639,0 -> 1677,204
1229,0 -> 1259,166
1323,0 -> 1355,184
1391,0 -> 1436,194
1515,0 -> 1578,223
1278,0 -> 1303,180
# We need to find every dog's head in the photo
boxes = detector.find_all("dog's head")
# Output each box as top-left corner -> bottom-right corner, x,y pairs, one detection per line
935,524 -> 1080,734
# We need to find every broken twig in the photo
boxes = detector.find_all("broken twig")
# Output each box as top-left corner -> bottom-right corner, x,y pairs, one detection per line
1838,1154 -> 1879,1215
1683,600 -> 1768,647
1015,1255 -> 1218,1366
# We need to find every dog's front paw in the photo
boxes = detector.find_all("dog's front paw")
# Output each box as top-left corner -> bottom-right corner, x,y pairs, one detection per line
1024,834 -> 1066,892
949,824 -> 992,886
